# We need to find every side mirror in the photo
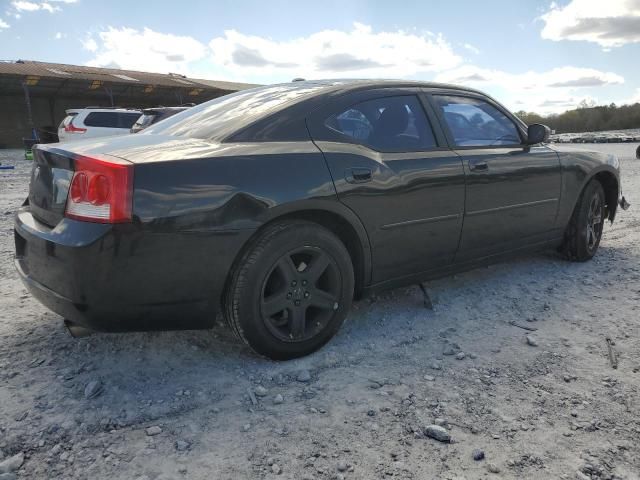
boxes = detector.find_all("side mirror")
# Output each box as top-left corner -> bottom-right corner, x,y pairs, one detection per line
526,124 -> 551,145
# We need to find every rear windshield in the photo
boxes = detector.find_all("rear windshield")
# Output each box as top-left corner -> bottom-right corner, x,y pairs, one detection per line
84,112 -> 142,129
143,83 -> 327,141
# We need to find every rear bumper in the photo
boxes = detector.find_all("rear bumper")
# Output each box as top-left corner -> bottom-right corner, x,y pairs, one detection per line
14,207 -> 252,332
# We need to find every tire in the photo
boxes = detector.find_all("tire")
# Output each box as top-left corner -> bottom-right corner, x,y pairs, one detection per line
563,179 -> 606,261
224,220 -> 354,360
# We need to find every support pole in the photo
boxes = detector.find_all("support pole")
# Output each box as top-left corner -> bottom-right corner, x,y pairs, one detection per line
22,82 -> 38,140
104,86 -> 114,106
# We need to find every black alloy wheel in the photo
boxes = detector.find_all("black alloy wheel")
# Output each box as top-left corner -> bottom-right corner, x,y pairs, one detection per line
563,179 -> 606,261
260,247 -> 341,342
224,220 -> 354,360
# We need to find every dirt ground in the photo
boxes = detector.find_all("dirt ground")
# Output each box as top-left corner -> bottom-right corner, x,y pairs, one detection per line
1,143 -> 639,480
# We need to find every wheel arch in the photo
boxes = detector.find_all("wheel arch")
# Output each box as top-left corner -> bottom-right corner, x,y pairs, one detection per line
224,202 -> 372,302
565,166 -> 619,225
591,168 -> 619,221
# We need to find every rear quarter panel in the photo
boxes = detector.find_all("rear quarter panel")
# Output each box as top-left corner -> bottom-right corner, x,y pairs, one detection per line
126,141 -> 339,308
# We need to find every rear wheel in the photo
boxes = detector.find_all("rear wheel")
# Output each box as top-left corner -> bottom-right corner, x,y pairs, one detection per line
224,221 -> 354,360
563,179 -> 606,261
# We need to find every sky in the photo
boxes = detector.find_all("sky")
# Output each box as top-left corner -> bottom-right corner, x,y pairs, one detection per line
1,0 -> 639,114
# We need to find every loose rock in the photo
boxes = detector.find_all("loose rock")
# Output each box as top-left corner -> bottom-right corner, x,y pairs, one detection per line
273,394 -> 284,405
487,463 -> 501,473
424,425 -> 451,443
175,440 -> 190,451
472,449 -> 485,461
84,380 -> 103,399
145,426 -> 162,436
526,335 -> 539,347
0,453 -> 24,474
297,370 -> 312,382
254,385 -> 269,397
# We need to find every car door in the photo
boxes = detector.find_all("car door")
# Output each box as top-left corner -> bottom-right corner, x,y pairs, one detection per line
429,92 -> 562,262
307,88 -> 465,284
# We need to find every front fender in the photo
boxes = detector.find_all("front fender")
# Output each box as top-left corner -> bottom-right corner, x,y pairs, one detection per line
554,147 -> 621,226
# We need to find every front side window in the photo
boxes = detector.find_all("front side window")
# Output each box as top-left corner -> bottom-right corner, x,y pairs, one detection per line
325,95 -> 437,152
434,95 -> 521,147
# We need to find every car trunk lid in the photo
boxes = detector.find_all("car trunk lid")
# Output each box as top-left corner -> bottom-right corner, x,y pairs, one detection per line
28,146 -> 76,227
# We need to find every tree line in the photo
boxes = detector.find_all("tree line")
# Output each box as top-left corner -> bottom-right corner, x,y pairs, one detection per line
516,101 -> 640,133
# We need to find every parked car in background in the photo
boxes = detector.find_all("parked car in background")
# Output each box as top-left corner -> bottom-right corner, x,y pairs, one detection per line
57,108 -> 142,142
16,80 -> 629,360
130,106 -> 193,133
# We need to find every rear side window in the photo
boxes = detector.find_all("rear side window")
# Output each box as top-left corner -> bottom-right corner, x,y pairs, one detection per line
325,96 -> 437,152
434,95 -> 521,147
59,113 -> 77,129
144,84 -> 327,140
84,112 -> 141,129
133,114 -> 157,129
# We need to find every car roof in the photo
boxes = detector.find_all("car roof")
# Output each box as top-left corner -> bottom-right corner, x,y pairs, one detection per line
277,78 -> 487,96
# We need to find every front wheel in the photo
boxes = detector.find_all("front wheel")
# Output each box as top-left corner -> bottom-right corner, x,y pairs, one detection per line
562,179 -> 606,261
224,221 -> 354,360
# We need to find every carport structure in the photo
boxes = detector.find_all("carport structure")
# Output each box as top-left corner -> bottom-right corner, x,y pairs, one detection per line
0,60 -> 257,147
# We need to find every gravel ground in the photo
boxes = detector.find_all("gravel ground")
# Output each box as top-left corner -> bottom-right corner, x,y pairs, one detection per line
1,144 -> 639,480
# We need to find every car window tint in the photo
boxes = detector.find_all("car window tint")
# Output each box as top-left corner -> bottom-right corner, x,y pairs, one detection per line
325,96 -> 437,151
434,95 -> 521,147
117,113 -> 142,129
84,112 -> 140,129
144,83 -> 327,140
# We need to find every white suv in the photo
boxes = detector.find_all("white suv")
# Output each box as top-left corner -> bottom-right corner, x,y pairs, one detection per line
58,108 -> 142,142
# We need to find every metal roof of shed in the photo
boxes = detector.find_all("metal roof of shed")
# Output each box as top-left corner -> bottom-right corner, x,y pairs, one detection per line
0,60 -> 258,92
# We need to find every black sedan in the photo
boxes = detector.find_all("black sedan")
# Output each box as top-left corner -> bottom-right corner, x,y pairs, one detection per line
14,80 -> 628,359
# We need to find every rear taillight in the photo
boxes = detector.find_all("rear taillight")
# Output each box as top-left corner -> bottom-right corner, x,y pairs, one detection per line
65,155 -> 133,223
64,119 -> 86,134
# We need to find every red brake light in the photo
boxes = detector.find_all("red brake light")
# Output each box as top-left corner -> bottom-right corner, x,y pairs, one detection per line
64,118 -> 86,133
65,155 -> 133,223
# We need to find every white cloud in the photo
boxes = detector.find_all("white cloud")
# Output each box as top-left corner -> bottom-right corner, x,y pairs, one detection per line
437,65 -> 623,89
41,2 -> 60,13
11,0 -> 73,13
540,0 -> 640,48
54,31 -> 63,39
77,23 -> 628,115
11,0 -> 61,13
85,27 -> 208,74
209,23 -> 462,78
12,1 -> 41,11
463,43 -> 480,55
436,65 -> 624,113
0,18 -> 10,29
82,36 -> 97,52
